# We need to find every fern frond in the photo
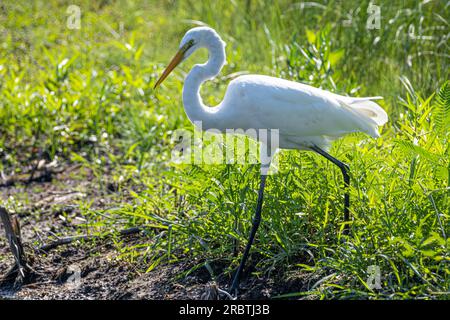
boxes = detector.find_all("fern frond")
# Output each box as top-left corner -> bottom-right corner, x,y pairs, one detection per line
394,139 -> 443,166
435,81 -> 450,133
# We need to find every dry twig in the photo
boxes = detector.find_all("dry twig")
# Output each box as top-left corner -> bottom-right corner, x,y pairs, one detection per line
37,226 -> 143,252
0,207 -> 33,287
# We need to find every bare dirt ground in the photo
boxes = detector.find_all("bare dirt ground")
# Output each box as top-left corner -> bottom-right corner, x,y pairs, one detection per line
0,163 -> 312,300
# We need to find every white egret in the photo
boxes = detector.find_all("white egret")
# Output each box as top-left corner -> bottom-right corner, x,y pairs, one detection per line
154,27 -> 388,295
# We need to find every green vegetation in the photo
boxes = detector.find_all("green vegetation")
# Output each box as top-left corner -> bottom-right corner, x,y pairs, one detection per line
0,0 -> 449,299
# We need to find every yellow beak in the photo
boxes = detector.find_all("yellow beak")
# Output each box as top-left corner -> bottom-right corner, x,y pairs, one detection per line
153,49 -> 184,89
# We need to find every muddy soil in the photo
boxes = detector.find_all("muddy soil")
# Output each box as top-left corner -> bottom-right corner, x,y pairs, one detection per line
0,164 -> 312,300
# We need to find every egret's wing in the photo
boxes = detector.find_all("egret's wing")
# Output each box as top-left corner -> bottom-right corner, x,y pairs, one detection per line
226,75 -> 380,138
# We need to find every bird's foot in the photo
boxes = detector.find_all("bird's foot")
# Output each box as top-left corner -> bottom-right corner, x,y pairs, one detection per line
200,282 -> 237,300
218,287 -> 238,300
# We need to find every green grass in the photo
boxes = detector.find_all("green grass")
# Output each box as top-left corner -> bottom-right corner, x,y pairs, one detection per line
0,0 -> 449,299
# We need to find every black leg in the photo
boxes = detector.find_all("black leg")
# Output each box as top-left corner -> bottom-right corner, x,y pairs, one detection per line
230,174 -> 267,294
310,146 -> 350,235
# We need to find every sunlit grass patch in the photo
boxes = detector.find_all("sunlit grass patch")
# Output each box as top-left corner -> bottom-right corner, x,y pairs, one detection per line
0,0 -> 448,299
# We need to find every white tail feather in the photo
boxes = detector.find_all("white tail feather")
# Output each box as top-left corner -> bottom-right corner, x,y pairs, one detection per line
347,98 -> 388,126
337,96 -> 388,138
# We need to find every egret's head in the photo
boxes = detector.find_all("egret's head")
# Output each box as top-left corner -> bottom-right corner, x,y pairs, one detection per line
153,27 -> 224,89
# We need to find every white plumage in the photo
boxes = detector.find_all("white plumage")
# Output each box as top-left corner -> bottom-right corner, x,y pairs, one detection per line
155,26 -> 388,154
154,26 -> 389,295
220,75 -> 387,151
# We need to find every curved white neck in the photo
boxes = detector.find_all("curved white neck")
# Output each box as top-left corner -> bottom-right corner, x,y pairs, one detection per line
182,39 -> 226,129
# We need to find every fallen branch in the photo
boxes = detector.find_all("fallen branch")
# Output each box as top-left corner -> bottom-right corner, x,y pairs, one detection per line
0,207 -> 33,287
0,169 -> 53,188
38,234 -> 92,252
0,162 -> 76,188
37,226 -> 143,252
